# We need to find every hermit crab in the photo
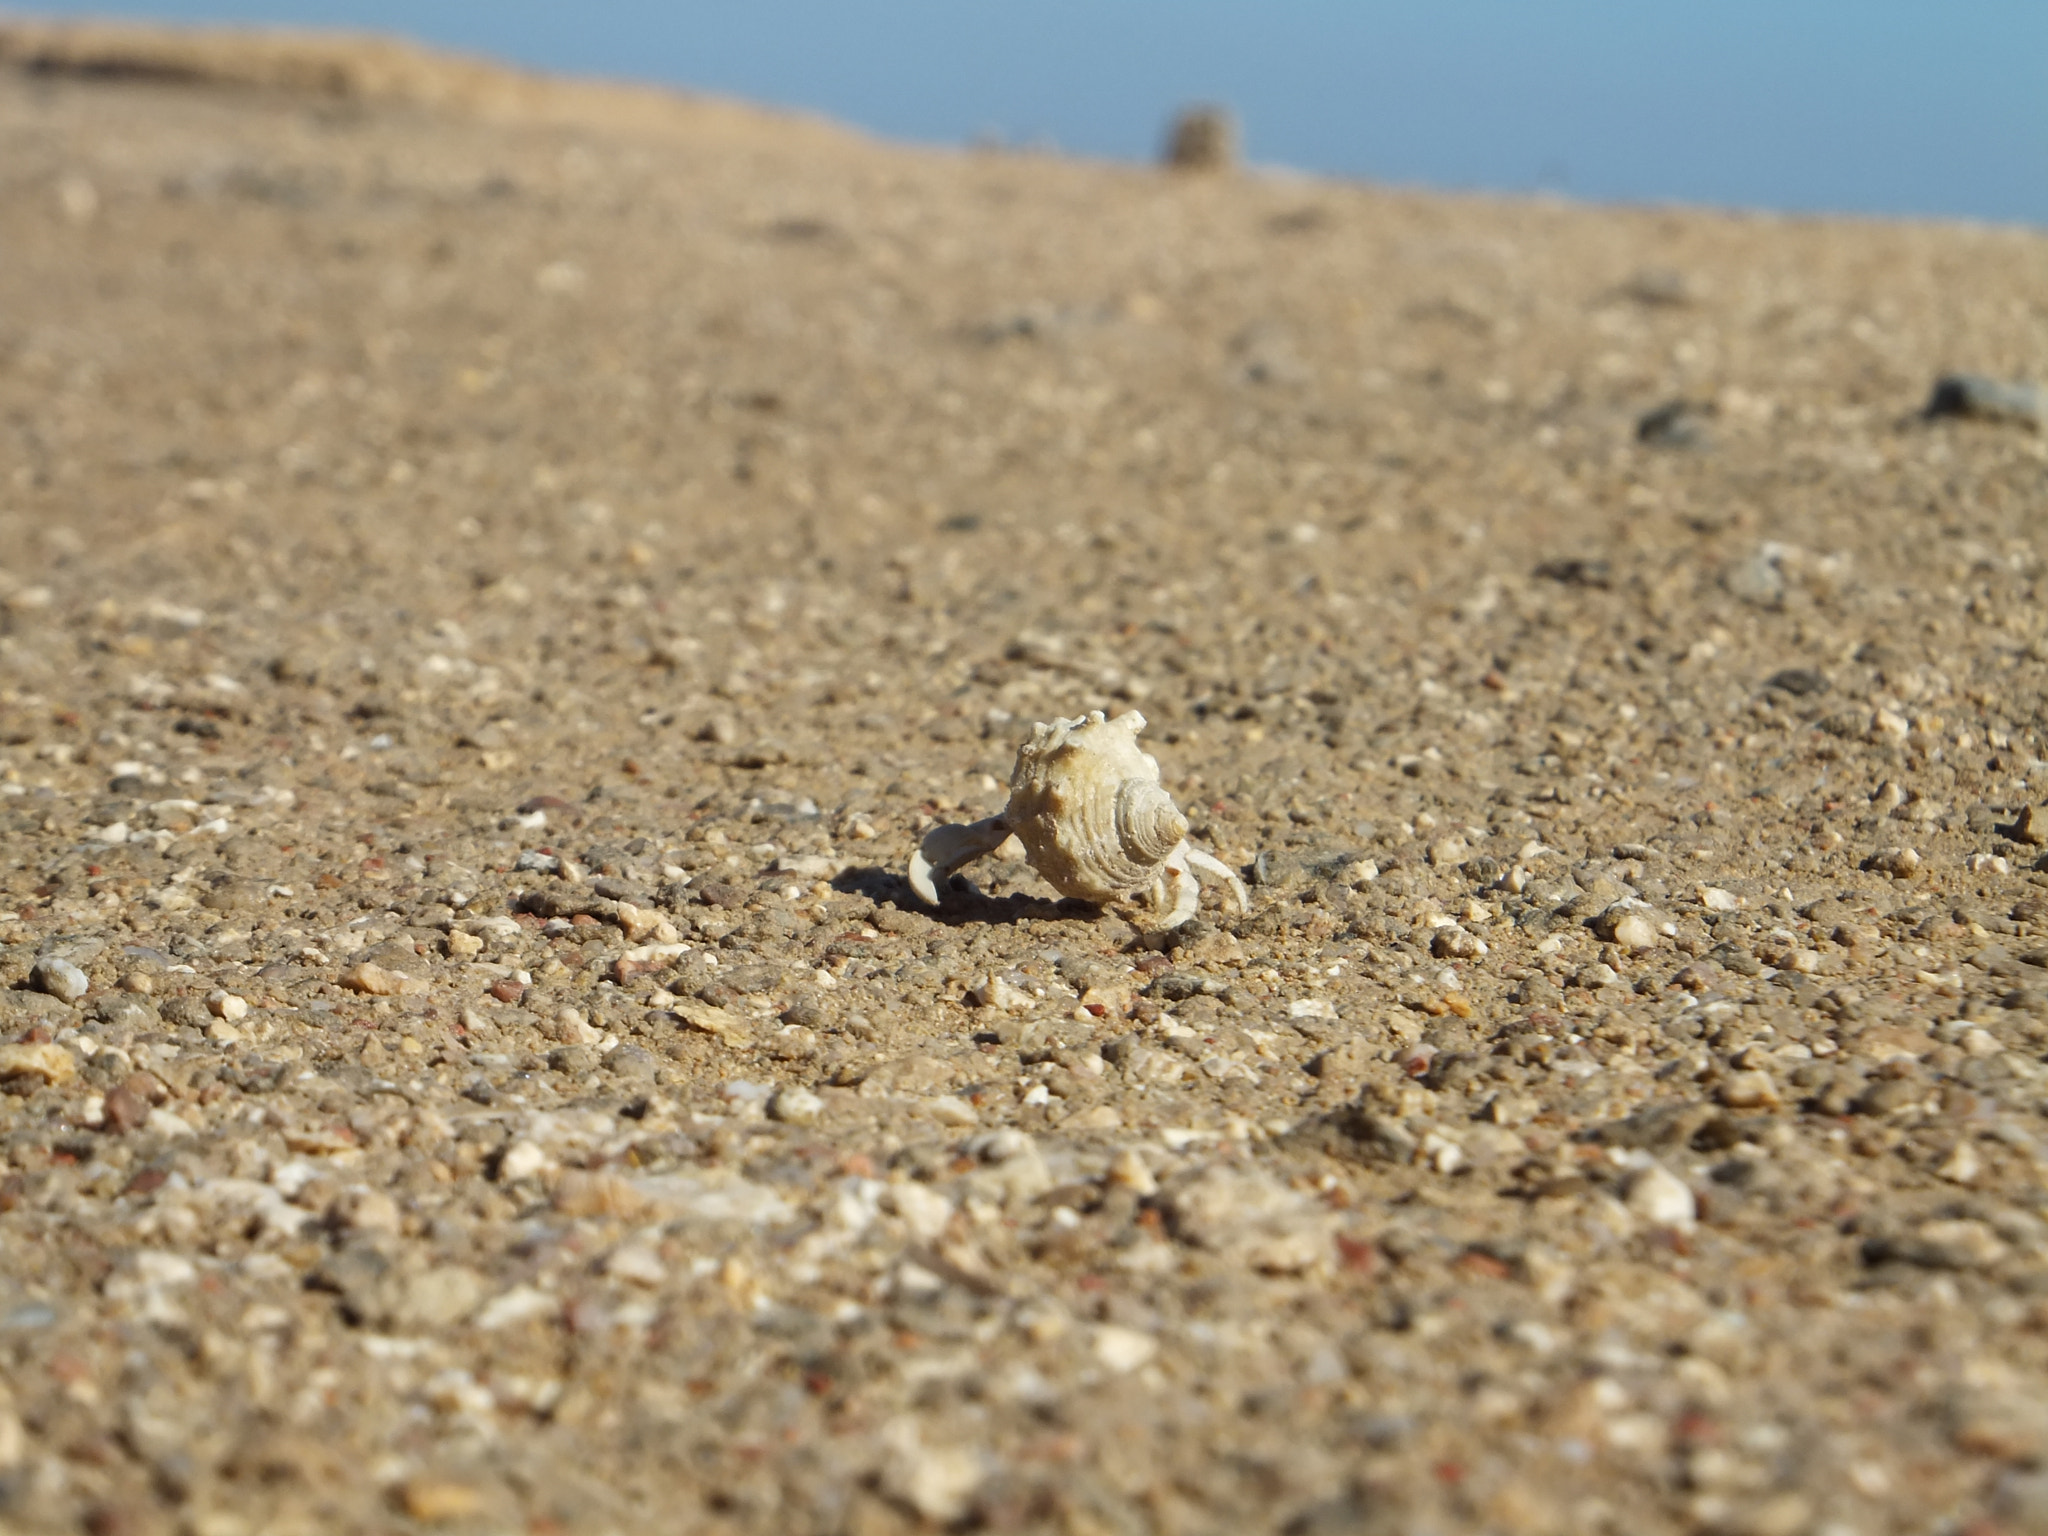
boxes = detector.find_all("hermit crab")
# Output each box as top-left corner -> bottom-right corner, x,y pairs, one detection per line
909,709 -> 1248,929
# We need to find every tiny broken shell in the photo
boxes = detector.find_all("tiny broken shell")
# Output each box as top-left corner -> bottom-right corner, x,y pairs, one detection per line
910,709 -> 1247,928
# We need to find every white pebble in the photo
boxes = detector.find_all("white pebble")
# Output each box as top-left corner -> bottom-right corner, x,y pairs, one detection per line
883,1182 -> 955,1242
969,975 -> 1033,1011
146,1107 -> 196,1140
879,1422 -> 985,1525
207,990 -> 249,1022
1624,1163 -> 1697,1230
1106,1147 -> 1157,1196
498,1141 -> 552,1182
1937,1141 -> 1981,1185
1092,1324 -> 1159,1374
925,1095 -> 979,1126
769,1087 -> 824,1126
604,1243 -> 668,1286
31,957 -> 89,1003
1610,912 -> 1660,951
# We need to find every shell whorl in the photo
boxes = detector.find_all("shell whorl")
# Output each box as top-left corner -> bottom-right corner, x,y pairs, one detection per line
1114,777 -> 1189,866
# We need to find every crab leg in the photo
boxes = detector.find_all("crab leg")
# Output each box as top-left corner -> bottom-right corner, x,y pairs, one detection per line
1157,847 -> 1202,930
1182,846 -> 1249,913
909,816 -> 1012,904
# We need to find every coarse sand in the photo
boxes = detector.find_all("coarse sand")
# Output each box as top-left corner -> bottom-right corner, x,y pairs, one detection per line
2,21 -> 2048,1536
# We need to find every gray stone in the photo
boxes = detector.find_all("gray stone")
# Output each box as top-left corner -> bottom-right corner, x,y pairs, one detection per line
604,1043 -> 658,1080
91,995 -> 159,1032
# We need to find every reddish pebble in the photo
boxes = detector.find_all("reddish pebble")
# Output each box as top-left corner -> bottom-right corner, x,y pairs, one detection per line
489,979 -> 526,1005
102,1086 -> 149,1134
1335,1234 -> 1379,1275
1454,1250 -> 1512,1281
1400,1044 -> 1438,1078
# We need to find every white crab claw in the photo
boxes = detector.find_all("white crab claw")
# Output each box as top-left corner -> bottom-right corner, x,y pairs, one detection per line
1182,846 -> 1249,914
909,816 -> 1011,904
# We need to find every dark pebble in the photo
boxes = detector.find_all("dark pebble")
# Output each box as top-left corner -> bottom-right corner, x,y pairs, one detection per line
1924,373 -> 2043,427
1765,668 -> 1829,697
1637,398 -> 1714,448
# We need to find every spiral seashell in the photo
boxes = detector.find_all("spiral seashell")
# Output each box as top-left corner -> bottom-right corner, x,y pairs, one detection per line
1004,710 -> 1182,904
908,706 -> 1246,927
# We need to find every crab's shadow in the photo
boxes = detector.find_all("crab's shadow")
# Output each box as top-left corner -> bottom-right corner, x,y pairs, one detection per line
831,866 -> 1095,928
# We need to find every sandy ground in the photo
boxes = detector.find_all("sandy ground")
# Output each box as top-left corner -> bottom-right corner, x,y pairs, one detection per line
2,22 -> 2048,1536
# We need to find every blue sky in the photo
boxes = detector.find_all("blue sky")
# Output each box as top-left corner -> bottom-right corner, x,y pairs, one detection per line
16,1 -> 2045,225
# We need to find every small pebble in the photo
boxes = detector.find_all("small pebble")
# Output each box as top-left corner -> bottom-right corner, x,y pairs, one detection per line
497,1141 -> 552,1182
1106,1147 -> 1157,1196
399,1480 -> 485,1524
1161,104 -> 1237,172
883,1182 -> 955,1243
1718,1071 -> 1781,1110
206,990 -> 249,1022
769,1086 -> 825,1126
1902,1217 -> 2007,1269
604,1044 -> 658,1080
342,961 -> 426,997
552,1170 -> 647,1219
1093,1324 -> 1161,1373
1609,911 -> 1661,951
1427,836 -> 1470,869
1624,1163 -> 1697,1230
1637,398 -> 1713,449
969,975 -> 1033,1011
342,1190 -> 402,1233
102,1082 -> 150,1134
604,1243 -> 667,1286
1924,373 -> 2044,428
1937,1141 -> 1982,1185
31,956 -> 89,1002
0,1042 -> 77,1086
1430,925 -> 1486,960
2014,805 -> 2048,847
879,1425 -> 985,1525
